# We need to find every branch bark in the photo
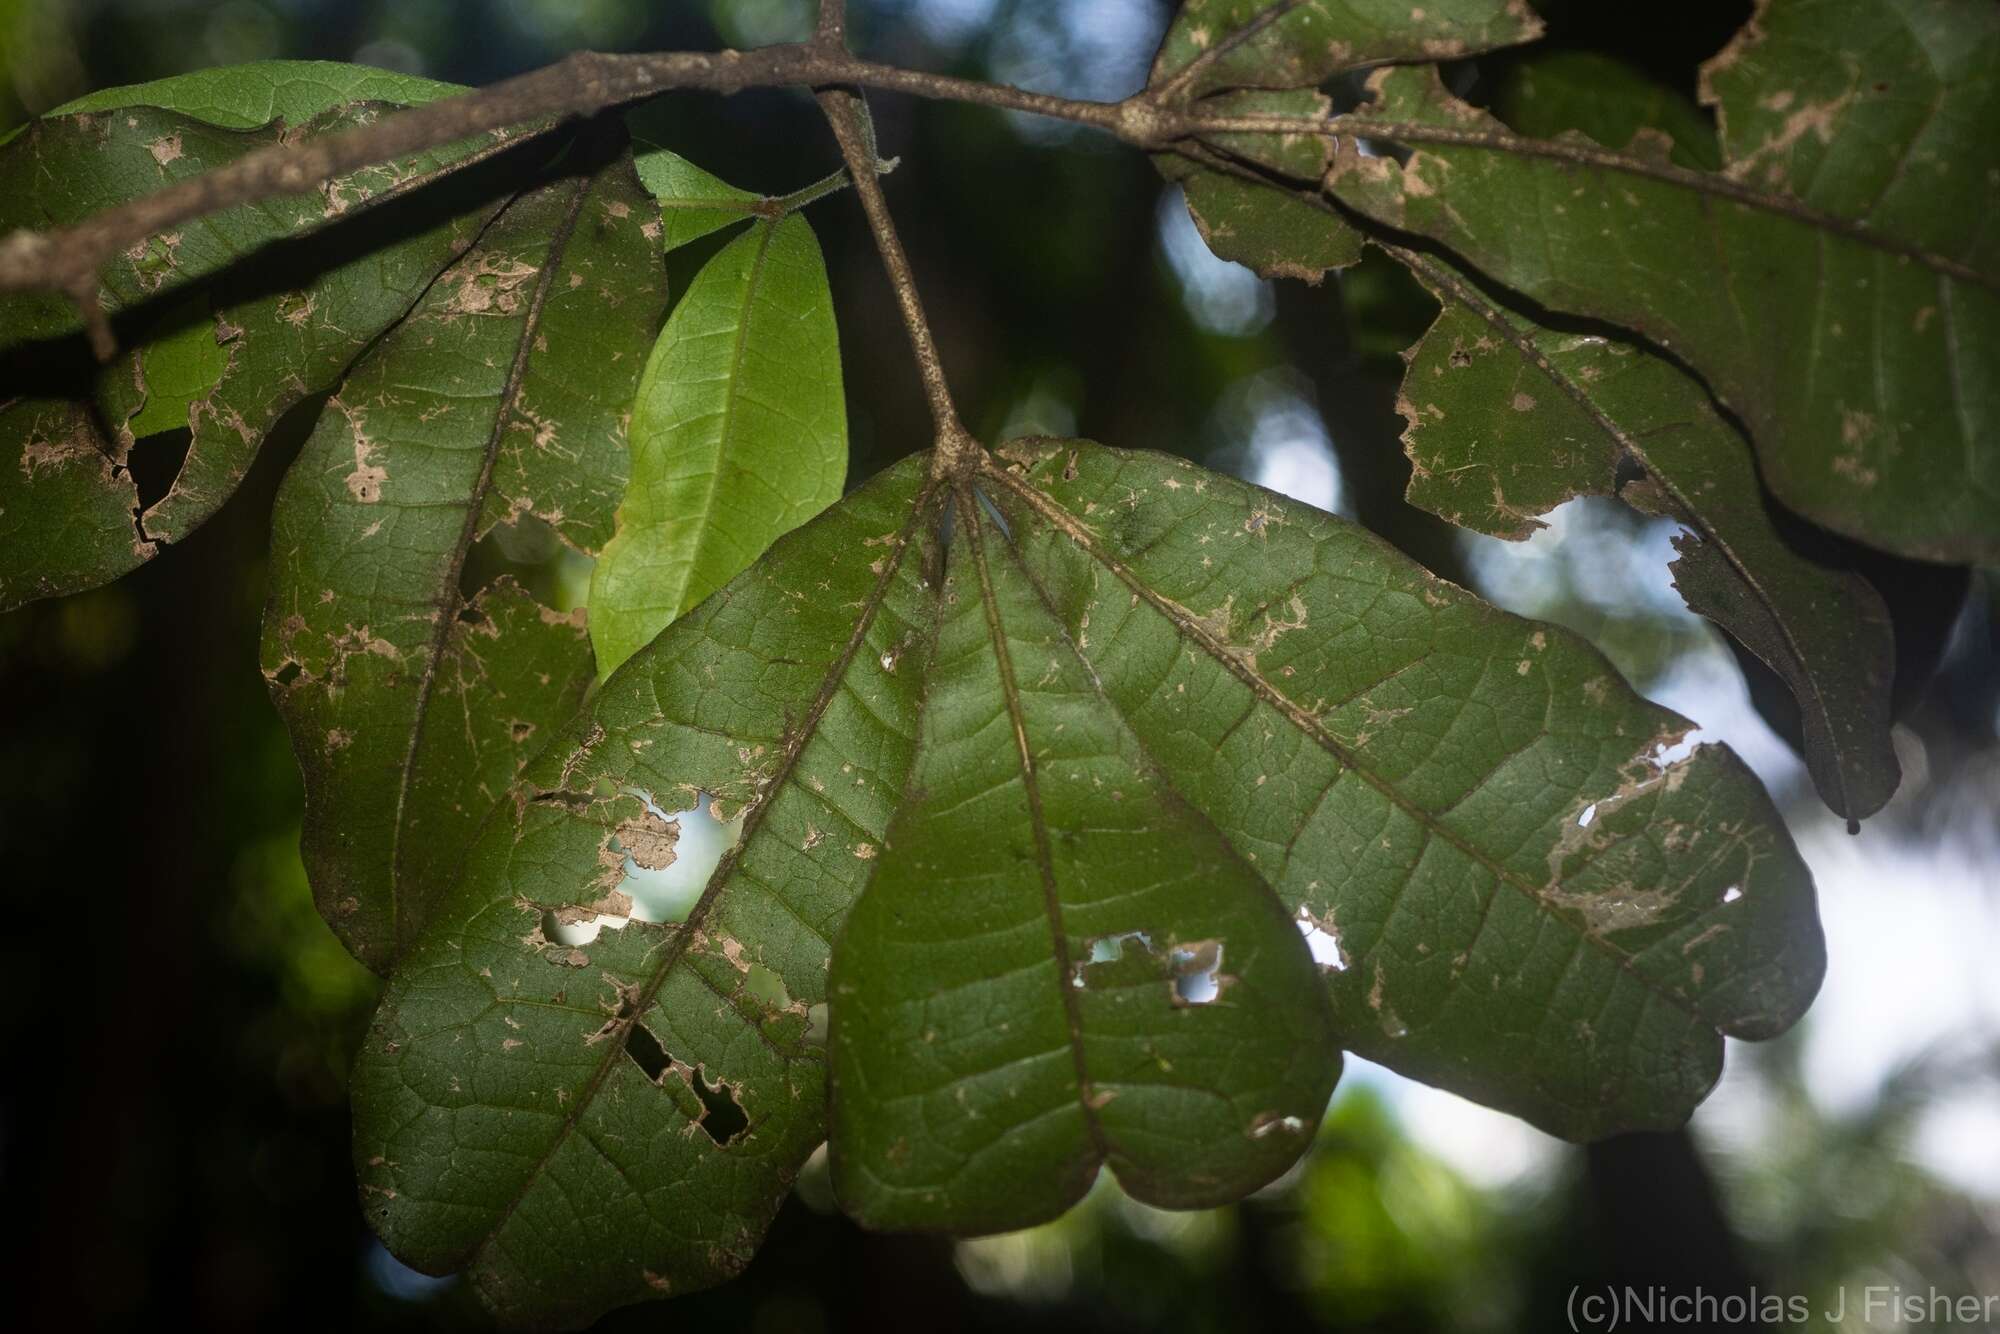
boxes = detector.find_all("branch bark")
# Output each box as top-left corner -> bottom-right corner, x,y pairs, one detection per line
0,21 -> 1282,364
815,87 -> 970,460
0,43 -> 1143,344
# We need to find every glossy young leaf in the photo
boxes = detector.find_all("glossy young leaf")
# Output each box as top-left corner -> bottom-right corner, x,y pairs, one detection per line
357,439 -> 1822,1325
590,212 -> 847,678
263,128 -> 669,972
0,68 -> 524,610
828,486 -> 1339,1233
1396,251 -> 1899,822
1318,2 -> 2000,562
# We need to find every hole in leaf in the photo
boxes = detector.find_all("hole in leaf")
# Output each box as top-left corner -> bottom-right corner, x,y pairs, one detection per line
1722,884 -> 1743,904
624,1023 -> 751,1145
1646,731 -> 1701,770
541,905 -> 630,948
271,661 -> 302,687
1577,802 -> 1598,828
127,427 -> 191,511
1089,930 -> 1151,963
458,511 -> 593,611
1170,940 -> 1225,1005
1355,137 -> 1412,166
1249,1112 -> 1308,1140
691,1068 -> 749,1145
624,1017 -> 672,1082
1073,930 -> 1153,987
612,789 -> 744,924
1295,909 -> 1347,971
937,493 -> 957,554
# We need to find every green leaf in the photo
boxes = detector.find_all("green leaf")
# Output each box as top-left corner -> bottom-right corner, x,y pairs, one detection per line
1395,250 -> 1900,822
632,145 -> 763,251
0,68 -> 521,610
262,127 -> 670,973
1156,90 -> 1364,284
980,443 -> 1820,1134
1314,0 -> 2000,562
353,455 -> 938,1327
1149,0 -> 1544,97
827,485 -> 1340,1233
37,62 -> 468,442
1145,2 -> 1539,282
589,212 -> 848,679
1168,156 -> 1363,285
1492,50 -> 1722,171
38,57 -> 464,128
123,301 -> 233,438
357,440 -> 1821,1325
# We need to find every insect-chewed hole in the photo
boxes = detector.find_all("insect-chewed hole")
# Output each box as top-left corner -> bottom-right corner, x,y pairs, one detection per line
1295,908 -> 1347,971
692,1069 -> 749,1145
622,1022 -> 750,1146
624,1018 -> 672,1082
612,790 -> 745,925
540,905 -> 629,947
1170,942 -> 1224,1005
1073,930 -> 1153,988
456,510 -> 592,610
127,427 -> 191,511
972,484 -> 1013,540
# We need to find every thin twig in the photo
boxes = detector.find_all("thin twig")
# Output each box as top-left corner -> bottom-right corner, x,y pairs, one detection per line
754,155 -> 896,219
0,44 -> 1146,326
815,0 -> 847,48
815,87 -> 972,462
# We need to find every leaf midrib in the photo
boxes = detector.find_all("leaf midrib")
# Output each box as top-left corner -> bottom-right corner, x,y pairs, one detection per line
662,216 -> 781,620
980,454 -> 1719,1024
386,156 -> 595,954
1152,0 -> 1307,99
958,484 -> 1115,1165
1305,115 -> 1998,290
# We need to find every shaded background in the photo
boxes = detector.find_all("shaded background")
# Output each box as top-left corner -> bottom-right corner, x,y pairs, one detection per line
2,1 -> 1997,1329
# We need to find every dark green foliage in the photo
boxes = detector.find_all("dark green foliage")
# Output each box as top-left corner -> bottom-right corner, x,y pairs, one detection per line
2,1 -> 1991,1325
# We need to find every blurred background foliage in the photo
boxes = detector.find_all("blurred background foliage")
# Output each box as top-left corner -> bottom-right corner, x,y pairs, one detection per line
2,1 -> 1997,1330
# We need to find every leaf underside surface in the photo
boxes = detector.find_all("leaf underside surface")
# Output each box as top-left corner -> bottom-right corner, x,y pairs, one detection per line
1394,253 -> 1901,822
0,65 -> 517,610
263,125 -> 670,973
0,17 -> 1888,1330
1316,0 -> 2000,562
1147,0 -> 1545,283
1148,0 -> 1972,823
355,439 -> 1822,1327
